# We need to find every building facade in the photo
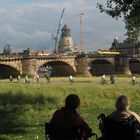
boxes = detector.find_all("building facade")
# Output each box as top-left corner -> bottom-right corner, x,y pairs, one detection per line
58,24 -> 74,53
110,38 -> 140,57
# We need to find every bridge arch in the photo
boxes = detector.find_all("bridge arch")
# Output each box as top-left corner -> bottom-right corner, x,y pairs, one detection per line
0,64 -> 20,78
89,59 -> 115,75
37,61 -> 76,77
129,59 -> 140,74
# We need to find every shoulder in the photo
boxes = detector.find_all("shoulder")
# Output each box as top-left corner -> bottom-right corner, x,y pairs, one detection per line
74,112 -> 88,124
50,108 -> 65,122
107,111 -> 131,120
54,108 -> 65,114
107,111 -> 119,118
129,111 -> 140,123
52,108 -> 65,118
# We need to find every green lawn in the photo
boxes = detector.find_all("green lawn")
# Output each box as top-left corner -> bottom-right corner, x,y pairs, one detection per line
0,77 -> 140,140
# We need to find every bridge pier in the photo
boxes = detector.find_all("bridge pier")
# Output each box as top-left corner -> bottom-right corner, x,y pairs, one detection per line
75,57 -> 91,77
22,58 -> 37,77
115,56 -> 131,74
116,66 -> 131,74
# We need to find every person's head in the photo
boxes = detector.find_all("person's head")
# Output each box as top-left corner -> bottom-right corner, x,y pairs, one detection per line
115,95 -> 130,111
65,94 -> 80,110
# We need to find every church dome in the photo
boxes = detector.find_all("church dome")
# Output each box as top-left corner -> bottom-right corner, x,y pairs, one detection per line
58,24 -> 74,53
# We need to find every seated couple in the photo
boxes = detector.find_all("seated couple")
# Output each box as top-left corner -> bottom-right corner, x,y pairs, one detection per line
46,94 -> 140,140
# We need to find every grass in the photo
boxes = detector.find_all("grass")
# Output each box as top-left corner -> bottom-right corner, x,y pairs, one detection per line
0,76 -> 139,140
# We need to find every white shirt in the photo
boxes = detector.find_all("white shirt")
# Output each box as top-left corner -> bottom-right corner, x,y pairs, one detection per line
69,75 -> 73,80
102,74 -> 105,79
132,76 -> 136,81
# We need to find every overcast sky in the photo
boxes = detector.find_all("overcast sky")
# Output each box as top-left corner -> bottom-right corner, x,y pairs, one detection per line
0,0 -> 126,53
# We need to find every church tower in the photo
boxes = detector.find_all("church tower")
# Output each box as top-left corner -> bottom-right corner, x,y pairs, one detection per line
58,24 -> 74,53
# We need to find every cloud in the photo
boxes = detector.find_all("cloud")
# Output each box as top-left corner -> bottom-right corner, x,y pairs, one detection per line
0,0 -> 126,53
0,24 -> 52,52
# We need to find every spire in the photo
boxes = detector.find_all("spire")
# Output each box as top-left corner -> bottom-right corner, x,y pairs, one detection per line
62,24 -> 70,30
61,24 -> 71,37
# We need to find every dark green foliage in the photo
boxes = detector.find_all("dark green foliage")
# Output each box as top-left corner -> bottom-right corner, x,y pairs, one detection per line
0,92 -> 58,105
0,105 -> 27,134
97,0 -> 140,43
0,78 -> 139,139
0,92 -> 58,139
125,17 -> 140,43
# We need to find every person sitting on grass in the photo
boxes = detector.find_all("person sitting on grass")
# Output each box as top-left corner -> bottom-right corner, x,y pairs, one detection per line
108,95 -> 140,122
50,94 -> 94,139
98,95 -> 140,140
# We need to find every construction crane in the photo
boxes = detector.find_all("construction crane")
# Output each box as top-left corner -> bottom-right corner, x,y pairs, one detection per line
79,12 -> 84,52
52,8 -> 65,54
73,12 -> 84,52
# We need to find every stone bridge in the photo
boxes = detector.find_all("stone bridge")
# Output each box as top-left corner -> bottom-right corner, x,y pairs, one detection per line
0,54 -> 140,78
0,57 -> 22,78
76,55 -> 140,76
0,55 -> 76,78
22,55 -> 76,76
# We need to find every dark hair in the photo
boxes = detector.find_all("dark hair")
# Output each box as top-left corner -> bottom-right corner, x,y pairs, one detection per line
65,94 -> 80,110
115,95 -> 129,111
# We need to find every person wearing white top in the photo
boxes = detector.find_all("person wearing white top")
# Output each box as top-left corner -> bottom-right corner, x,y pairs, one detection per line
132,75 -> 136,85
101,74 -> 106,84
69,75 -> 74,84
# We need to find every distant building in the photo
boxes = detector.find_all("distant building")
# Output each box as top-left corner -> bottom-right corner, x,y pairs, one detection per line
110,37 -> 140,56
23,48 -> 49,56
58,24 -> 74,53
35,50 -> 49,56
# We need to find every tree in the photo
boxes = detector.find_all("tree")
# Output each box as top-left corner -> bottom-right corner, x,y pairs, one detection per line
124,18 -> 140,44
97,0 -> 140,43
3,44 -> 12,55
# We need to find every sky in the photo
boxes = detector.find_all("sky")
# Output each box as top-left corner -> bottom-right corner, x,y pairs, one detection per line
0,0 -> 126,53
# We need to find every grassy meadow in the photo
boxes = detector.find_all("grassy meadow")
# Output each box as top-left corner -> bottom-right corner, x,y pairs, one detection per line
0,76 -> 140,140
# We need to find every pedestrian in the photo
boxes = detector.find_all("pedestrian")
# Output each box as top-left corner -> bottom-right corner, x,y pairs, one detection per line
25,75 -> 30,83
17,75 -> 21,82
101,74 -> 106,84
34,74 -> 40,83
110,74 -> 115,84
44,73 -> 51,83
9,75 -> 13,82
132,75 -> 136,85
69,75 -> 74,84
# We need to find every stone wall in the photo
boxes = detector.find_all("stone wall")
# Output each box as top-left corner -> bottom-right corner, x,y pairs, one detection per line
115,56 -> 131,74
75,57 -> 91,77
22,58 -> 37,76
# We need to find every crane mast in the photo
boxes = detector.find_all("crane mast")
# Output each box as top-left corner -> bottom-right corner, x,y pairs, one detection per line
72,12 -> 84,52
79,12 -> 84,52
54,8 -> 65,54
